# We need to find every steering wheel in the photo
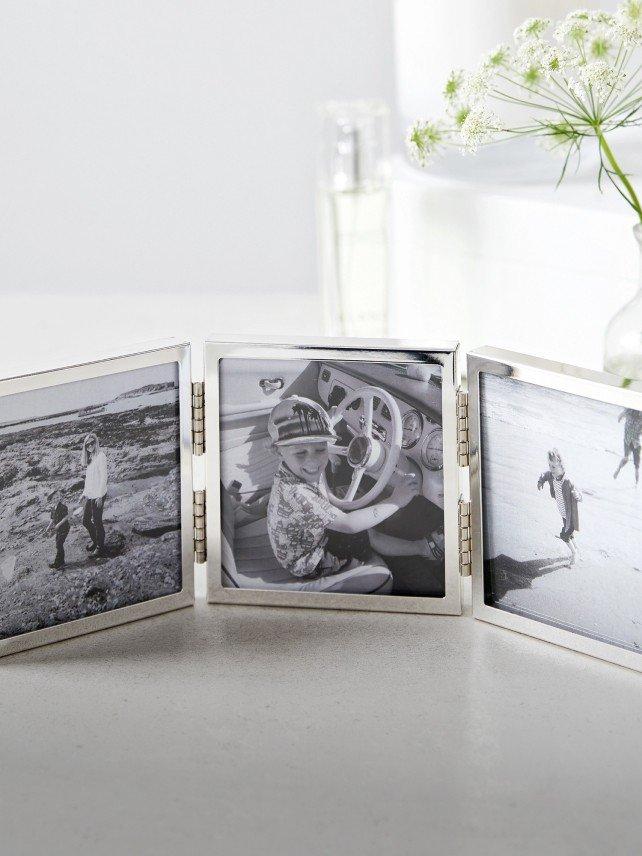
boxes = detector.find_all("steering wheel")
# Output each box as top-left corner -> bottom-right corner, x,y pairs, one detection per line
324,386 -> 403,510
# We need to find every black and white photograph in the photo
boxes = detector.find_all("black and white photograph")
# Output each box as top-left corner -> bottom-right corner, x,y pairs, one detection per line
219,357 -> 445,597
0,363 -> 183,640
480,373 -> 642,655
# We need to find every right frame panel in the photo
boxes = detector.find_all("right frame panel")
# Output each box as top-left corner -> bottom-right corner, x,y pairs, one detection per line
468,346 -> 642,673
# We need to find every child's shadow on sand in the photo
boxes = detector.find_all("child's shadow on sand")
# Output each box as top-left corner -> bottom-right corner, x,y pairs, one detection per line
486,554 -> 569,601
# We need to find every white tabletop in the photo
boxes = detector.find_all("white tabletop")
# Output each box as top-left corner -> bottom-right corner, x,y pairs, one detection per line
2,583 -> 641,856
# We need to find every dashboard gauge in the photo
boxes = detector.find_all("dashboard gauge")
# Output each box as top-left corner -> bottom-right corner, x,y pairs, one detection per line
402,409 -> 423,449
422,427 -> 443,470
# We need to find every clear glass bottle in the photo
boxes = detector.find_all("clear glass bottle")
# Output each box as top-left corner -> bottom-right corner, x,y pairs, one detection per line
317,101 -> 391,337
604,224 -> 642,380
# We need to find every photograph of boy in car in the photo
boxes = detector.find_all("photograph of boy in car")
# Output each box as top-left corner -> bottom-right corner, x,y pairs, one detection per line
219,357 -> 446,597
267,395 -> 420,593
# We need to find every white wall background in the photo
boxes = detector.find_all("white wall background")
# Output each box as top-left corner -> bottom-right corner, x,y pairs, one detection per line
1,1 -> 395,297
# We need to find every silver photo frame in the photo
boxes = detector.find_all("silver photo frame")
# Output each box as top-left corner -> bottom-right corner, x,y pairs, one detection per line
205,337 -> 462,615
468,346 -> 642,673
0,343 -> 195,657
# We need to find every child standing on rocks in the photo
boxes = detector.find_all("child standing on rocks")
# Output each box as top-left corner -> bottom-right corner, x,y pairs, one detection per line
45,489 -> 71,570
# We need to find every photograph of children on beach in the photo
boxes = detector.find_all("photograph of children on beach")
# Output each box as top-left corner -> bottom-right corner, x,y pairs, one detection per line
219,357 -> 445,597
480,373 -> 642,655
0,363 -> 183,640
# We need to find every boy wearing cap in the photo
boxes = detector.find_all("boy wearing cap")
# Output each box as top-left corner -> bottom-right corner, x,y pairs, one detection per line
267,395 -> 417,581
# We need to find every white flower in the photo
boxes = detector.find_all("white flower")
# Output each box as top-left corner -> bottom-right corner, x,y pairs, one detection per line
451,105 -> 471,129
514,39 -> 548,73
483,43 -> 512,70
514,41 -> 579,81
548,45 -> 582,74
589,33 -> 613,58
554,14 -> 591,43
406,120 -> 448,166
553,9 -> 613,49
443,69 -> 464,103
611,1 -> 642,45
514,17 -> 551,42
580,59 -> 626,99
567,9 -> 614,25
461,66 -> 493,103
459,106 -> 498,153
588,10 -> 615,25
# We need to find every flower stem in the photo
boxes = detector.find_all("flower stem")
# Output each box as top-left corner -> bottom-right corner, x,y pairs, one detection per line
597,130 -> 642,222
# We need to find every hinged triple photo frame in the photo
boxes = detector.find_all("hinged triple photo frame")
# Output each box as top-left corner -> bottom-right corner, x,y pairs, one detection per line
0,337 -> 640,673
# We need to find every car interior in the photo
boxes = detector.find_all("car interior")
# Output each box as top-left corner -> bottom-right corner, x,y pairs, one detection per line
219,359 -> 445,596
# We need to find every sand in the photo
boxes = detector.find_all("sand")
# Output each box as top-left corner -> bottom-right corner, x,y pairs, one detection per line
480,374 -> 642,654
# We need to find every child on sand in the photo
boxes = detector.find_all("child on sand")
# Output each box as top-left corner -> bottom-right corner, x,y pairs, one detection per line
537,448 -> 582,567
267,395 -> 418,584
613,407 -> 642,485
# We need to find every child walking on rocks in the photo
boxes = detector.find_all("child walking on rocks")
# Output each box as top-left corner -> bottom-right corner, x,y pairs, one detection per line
537,448 -> 582,567
45,489 -> 71,570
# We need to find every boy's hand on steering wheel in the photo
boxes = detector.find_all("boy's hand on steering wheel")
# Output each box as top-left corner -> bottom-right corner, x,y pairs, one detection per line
391,474 -> 418,508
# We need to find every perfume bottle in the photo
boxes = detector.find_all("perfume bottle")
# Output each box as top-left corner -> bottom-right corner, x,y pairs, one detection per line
317,101 -> 391,337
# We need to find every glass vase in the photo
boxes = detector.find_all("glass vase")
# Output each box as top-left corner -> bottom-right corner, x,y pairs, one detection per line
317,101 -> 391,338
604,224 -> 642,381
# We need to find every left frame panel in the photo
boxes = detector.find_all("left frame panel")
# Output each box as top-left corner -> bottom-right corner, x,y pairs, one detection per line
0,343 -> 195,657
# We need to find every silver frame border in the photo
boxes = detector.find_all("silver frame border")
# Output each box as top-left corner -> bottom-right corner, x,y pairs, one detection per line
205,336 -> 462,616
468,346 -> 642,673
0,342 -> 195,658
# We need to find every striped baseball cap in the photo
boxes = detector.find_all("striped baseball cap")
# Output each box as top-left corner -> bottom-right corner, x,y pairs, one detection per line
268,396 -> 338,447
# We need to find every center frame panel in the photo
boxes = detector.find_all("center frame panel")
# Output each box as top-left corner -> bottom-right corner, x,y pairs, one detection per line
204,338 -> 462,615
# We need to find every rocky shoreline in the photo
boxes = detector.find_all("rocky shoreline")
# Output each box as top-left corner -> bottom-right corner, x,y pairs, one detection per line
0,400 -> 183,639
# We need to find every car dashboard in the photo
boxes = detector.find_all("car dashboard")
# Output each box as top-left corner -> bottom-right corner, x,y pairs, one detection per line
317,363 -> 444,477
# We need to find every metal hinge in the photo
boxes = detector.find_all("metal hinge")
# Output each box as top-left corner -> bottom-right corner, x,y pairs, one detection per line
194,490 -> 206,563
192,381 -> 205,455
459,499 -> 471,577
457,389 -> 469,468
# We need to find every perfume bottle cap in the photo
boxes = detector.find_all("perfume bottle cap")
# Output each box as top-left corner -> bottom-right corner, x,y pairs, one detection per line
318,100 -> 390,192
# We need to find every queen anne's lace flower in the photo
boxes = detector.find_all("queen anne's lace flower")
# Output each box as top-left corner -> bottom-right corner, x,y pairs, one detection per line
483,43 -> 511,69
549,45 -> 582,74
443,70 -> 464,103
461,67 -> 493,103
590,10 -> 615,24
571,60 -> 626,101
407,4 -> 642,225
406,120 -> 447,166
514,39 -> 548,73
554,13 -> 591,43
514,41 -> 579,80
514,17 -> 551,42
612,1 -> 642,45
459,106 -> 498,153
589,34 -> 613,58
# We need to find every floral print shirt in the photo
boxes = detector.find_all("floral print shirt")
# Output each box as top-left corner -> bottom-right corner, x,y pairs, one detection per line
267,463 -> 343,578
